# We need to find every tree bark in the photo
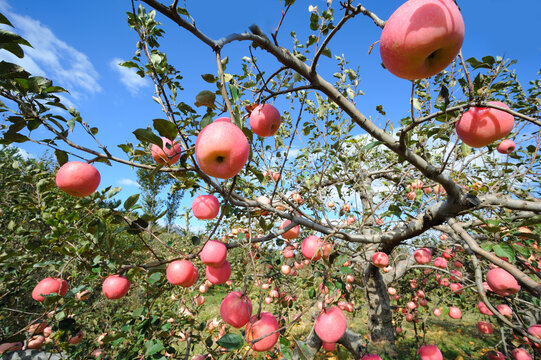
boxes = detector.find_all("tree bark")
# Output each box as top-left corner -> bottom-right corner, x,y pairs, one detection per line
365,265 -> 395,345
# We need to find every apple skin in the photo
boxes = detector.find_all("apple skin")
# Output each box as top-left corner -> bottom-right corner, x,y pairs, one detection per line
414,248 -> 432,264
26,335 -> 45,349
322,342 -> 336,352
497,304 -> 513,318
166,260 -> 198,287
432,308 -> 442,317
380,0 -> 465,80
478,302 -> 494,316
486,268 -> 521,296
434,257 -> 448,268
102,275 -> 130,300
301,235 -> 323,261
245,311 -> 280,352
200,240 -> 227,267
0,342 -> 23,353
151,137 -> 182,166
56,161 -> 100,197
511,348 -> 532,360
314,307 -> 347,343
417,344 -> 443,360
477,321 -> 493,335
280,220 -> 300,240
32,278 -> 69,302
192,195 -> 220,220
361,355 -> 382,360
220,291 -> 252,328
456,102 -> 514,148
487,351 -> 507,360
214,117 -> 231,123
528,324 -> 541,338
371,252 -> 389,268
195,121 -> 250,179
205,260 -> 231,285
448,306 -> 462,319
497,139 -> 516,154
249,104 -> 281,137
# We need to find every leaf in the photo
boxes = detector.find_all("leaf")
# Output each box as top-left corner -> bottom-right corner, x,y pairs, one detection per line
321,47 -> 331,58
0,61 -> 28,79
363,141 -> 382,151
201,74 -> 217,83
153,119 -> 178,139
493,243 -> 515,263
217,333 -> 243,350
279,338 -> 293,360
133,128 -> 163,146
293,340 -> 311,360
200,112 -> 213,129
124,194 -> 140,210
0,12 -> 14,27
228,84 -> 240,103
310,12 -> 319,31
147,272 -> 161,284
145,339 -> 164,356
54,150 -> 68,166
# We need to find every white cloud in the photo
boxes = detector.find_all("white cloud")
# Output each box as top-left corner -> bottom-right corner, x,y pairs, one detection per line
109,58 -> 150,96
118,178 -> 140,188
0,2 -> 101,99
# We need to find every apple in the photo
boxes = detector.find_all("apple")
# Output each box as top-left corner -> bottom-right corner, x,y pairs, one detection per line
380,0 -> 465,80
414,248 -> 432,264
192,195 -> 220,220
454,260 -> 463,268
486,268 -> 521,296
434,257 -> 448,268
342,203 -> 350,212
28,321 -> 47,334
280,220 -> 300,240
265,297 -> 272,304
407,301 -> 417,310
361,355 -> 382,360
477,321 -> 493,335
0,342 -> 22,354
322,342 -> 336,352
291,193 -> 303,203
102,275 -> 130,300
487,351 -> 507,360
388,287 -> 397,296
200,240 -> 227,267
315,307 -> 347,343
497,304 -> 513,318
528,324 -> 541,338
26,335 -> 45,349
68,331 -> 84,345
195,121 -> 249,179
478,302 -> 494,316
167,260 -> 198,287
346,275 -> 355,284
405,313 -> 414,322
442,248 -> 454,259
456,102 -> 514,148
511,348 -> 532,360
56,161 -> 100,197
432,308 -> 442,317
301,235 -> 323,261
245,311 -> 280,352
194,295 -> 205,306
75,290 -> 90,301
406,191 -> 416,200
327,201 -> 335,208
448,306 -> 462,319
151,137 -> 182,165
281,265 -> 291,275
419,298 -> 428,307
417,344 -> 443,360
497,139 -> 516,154
220,291 -> 252,328
371,252 -> 389,268
450,283 -> 463,294
272,172 -> 280,181
205,260 -> 231,285
395,327 -> 402,334
32,277 -> 69,302
249,103 -> 281,137
43,326 -> 53,338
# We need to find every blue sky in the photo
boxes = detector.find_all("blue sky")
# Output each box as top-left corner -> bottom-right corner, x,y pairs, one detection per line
1,0 -> 540,227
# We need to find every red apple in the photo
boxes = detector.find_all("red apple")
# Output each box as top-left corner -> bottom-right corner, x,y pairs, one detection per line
442,248 -> 454,259
249,103 -> 281,137
497,139 -> 516,154
478,302 -> 494,316
327,201 -> 335,208
151,137 -> 182,165
322,342 -> 336,352
528,324 -> 541,339
371,252 -> 389,268
486,268 -> 521,296
193,295 -> 205,306
414,248 -> 432,264
301,235 -> 323,261
26,335 -> 45,349
0,342 -> 22,353
417,344 -> 443,360
192,195 -> 220,220
68,331 -> 84,344
220,291 -> 252,328
380,0 -> 464,80
405,313 -> 414,322
434,257 -> 448,268
195,121 -> 249,179
361,355 -> 382,360
102,275 -> 130,300
280,220 -> 300,240
456,102 -> 514,148
448,306 -> 461,319
511,348 -> 532,360
200,240 -> 227,267
315,307 -> 347,343
166,260 -> 198,287
486,351 -> 507,360
281,265 -> 291,275
450,283 -> 463,294
388,287 -> 397,296
477,321 -> 493,335
205,260 -> 231,285
245,311 -> 280,352
56,161 -> 100,197
214,117 -> 230,123
497,304 -> 513,318
432,308 -> 442,317
32,277 -> 69,302
406,191 -> 416,200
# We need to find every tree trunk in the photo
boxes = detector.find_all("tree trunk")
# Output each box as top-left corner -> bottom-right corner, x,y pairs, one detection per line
365,265 -> 395,345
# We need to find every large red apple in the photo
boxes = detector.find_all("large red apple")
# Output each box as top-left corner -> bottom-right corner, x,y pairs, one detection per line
195,121 -> 249,179
301,235 -> 323,261
361,355 -> 382,360
249,104 -> 281,137
245,311 -> 280,352
528,324 -> 541,339
511,348 -> 532,360
200,240 -> 227,267
151,137 -> 182,166
314,307 -> 347,343
220,291 -> 252,328
371,252 -> 389,268
477,321 -> 493,334
417,344 -> 443,360
56,161 -> 100,197
279,220 -> 300,240
478,302 -> 494,316
379,0 -> 465,80
205,260 -> 231,285
486,268 -> 521,296
166,260 -> 198,287
486,351 -> 507,360
456,102 -> 514,148
32,277 -> 69,302
434,257 -> 448,268
192,195 -> 220,220
497,304 -> 513,318
448,306 -> 461,319
102,275 -> 130,300
414,248 -> 432,264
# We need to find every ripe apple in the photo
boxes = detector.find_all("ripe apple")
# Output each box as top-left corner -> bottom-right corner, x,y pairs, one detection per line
192,195 -> 220,220
346,275 -> 355,284
496,304 -> 513,318
193,295 -> 205,306
442,248 -> 454,259
205,260 -> 231,285
486,268 -> 521,296
456,102 -> 514,148
315,307 -> 347,343
322,342 -> 337,352
406,191 -> 416,200
280,220 -> 300,240
450,283 -> 463,294
342,203 -> 350,212
166,260 -> 198,287
434,257 -> 448,268
487,351 -> 507,360
477,321 -> 494,335
511,348 -> 532,360
419,298 -> 428,307
68,331 -> 84,345
102,275 -> 130,300
249,103 -> 281,137
56,161 -> 100,197
432,308 -> 442,317
478,302 -> 494,316
32,277 -> 69,302
245,311 -> 280,352
448,306 -> 462,319
387,287 -> 397,296
301,235 -> 323,261
327,201 -> 335,208
361,355 -> 382,360
371,252 -> 389,268
28,321 -> 47,334
214,117 -> 231,123
527,324 -> 541,338
414,248 -> 432,264
497,139 -> 516,154
379,0 -> 465,80
405,313 -> 414,322
0,342 -> 22,353
151,137 -> 182,165
200,240 -> 227,267
195,121 -> 249,179
26,335 -> 45,349
407,301 -> 417,310
417,344 -> 443,360
220,291 -> 252,328
281,265 -> 291,275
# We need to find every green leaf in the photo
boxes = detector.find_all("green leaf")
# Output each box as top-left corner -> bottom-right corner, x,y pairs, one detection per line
201,74 -> 217,83
363,141 -> 382,151
0,61 -> 28,79
153,119 -> 178,139
279,338 -> 293,359
124,194 -> 140,210
145,340 -> 165,356
176,7 -> 189,16
200,112 -> 213,129
493,243 -> 515,263
228,84 -> 240,103
133,128 -> 163,146
0,12 -> 14,27
147,272 -> 161,284
321,47 -> 331,58
54,150 -> 68,166
28,76 -> 52,94
310,12 -> 319,31
216,333 -> 243,350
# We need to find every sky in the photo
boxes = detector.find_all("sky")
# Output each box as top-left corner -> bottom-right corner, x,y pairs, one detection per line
1,0 -> 540,228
